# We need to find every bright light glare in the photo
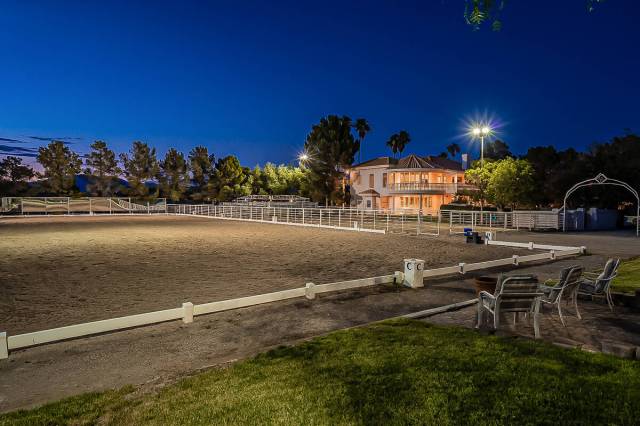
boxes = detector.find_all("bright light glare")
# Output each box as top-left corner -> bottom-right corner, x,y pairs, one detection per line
299,153 -> 309,161
470,123 -> 492,138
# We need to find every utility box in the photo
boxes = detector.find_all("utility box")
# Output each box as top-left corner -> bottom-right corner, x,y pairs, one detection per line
403,258 -> 425,288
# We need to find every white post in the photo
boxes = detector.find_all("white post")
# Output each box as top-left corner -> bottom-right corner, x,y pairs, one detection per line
0,332 -> 7,359
302,208 -> 305,224
305,282 -> 316,300
338,209 -> 341,227
319,210 -> 322,226
403,258 -> 425,288
182,302 -> 194,324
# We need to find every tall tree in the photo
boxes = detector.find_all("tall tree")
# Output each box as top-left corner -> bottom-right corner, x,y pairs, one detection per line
354,118 -> 371,163
85,140 -> 121,196
446,143 -> 461,159
0,156 -> 36,196
36,141 -> 82,195
464,160 -> 496,209
484,139 -> 512,160
158,148 -> 190,202
386,134 -> 399,158
214,155 -> 252,201
386,130 -> 411,158
487,158 -> 535,209
303,115 -> 360,205
120,141 -> 159,198
395,130 -> 411,156
188,146 -> 216,201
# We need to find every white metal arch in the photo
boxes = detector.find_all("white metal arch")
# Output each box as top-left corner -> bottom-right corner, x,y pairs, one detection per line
562,173 -> 639,237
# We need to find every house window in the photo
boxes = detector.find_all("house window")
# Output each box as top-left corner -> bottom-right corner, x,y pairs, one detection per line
382,173 -> 387,188
369,174 -> 374,188
366,200 -> 371,208
427,196 -> 433,208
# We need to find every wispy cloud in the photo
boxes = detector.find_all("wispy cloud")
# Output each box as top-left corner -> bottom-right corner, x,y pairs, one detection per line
0,145 -> 39,158
28,136 -> 82,144
0,137 -> 29,143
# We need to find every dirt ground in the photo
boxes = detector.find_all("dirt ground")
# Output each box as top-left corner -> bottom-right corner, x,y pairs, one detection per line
0,215 -> 520,334
0,215 -> 635,412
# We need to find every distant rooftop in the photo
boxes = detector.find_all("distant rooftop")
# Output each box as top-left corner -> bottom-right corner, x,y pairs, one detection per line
352,154 -> 463,171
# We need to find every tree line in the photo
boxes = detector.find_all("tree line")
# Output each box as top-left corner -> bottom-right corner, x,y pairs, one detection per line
463,133 -> 640,211
0,116 -> 638,212
0,140 -> 309,202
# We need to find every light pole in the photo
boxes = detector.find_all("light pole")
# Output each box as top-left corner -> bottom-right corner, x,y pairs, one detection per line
472,125 -> 492,167
471,124 -> 492,217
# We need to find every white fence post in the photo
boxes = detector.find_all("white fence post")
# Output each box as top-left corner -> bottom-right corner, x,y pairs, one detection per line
182,302 -> 194,324
0,332 -> 7,359
403,258 -> 425,288
305,282 -> 316,300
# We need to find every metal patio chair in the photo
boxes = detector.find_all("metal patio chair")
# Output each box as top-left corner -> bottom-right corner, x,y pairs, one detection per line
477,274 -> 543,338
578,258 -> 621,311
540,265 -> 584,326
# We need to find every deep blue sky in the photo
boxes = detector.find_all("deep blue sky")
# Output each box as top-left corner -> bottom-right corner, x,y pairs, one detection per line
1,1 -> 639,166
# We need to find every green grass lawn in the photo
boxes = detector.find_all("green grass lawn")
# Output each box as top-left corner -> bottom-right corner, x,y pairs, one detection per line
612,257 -> 640,294
2,320 -> 639,425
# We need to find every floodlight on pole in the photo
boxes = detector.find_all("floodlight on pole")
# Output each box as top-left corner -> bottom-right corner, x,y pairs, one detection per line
471,124 -> 492,167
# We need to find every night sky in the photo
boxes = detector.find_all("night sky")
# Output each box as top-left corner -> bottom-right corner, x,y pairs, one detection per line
1,1 -> 639,166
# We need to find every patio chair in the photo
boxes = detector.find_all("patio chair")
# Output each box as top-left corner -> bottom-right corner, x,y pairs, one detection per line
476,274 -> 543,338
578,258 -> 621,311
540,265 -> 584,326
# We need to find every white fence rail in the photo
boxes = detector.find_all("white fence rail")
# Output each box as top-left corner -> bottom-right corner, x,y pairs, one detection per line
0,242 -> 584,359
168,204 -> 441,235
1,197 -> 168,215
441,209 -> 562,234
170,205 -> 565,235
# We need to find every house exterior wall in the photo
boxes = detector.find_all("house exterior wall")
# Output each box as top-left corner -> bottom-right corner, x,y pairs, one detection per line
349,164 -> 466,214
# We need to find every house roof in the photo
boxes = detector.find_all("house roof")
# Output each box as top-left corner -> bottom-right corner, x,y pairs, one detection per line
358,189 -> 380,196
351,156 -> 393,168
352,154 -> 463,171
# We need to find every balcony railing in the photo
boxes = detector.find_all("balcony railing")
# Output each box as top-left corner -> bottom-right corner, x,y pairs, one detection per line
387,182 -> 476,193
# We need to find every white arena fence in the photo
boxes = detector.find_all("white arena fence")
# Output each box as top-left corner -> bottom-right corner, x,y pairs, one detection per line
1,197 -> 168,215
168,204 -> 441,236
0,240 -> 585,359
441,209 -> 563,234
169,204 -> 565,235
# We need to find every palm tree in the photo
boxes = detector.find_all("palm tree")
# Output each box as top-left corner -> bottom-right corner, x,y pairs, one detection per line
386,133 -> 400,158
446,143 -> 461,159
396,130 -> 411,156
354,118 -> 370,163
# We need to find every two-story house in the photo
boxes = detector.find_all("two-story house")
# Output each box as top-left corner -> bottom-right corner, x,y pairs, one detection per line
348,154 -> 472,214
